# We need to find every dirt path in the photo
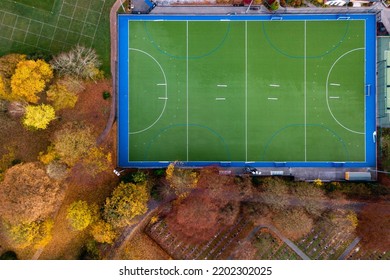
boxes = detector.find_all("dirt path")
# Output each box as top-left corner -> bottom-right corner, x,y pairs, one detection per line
97,0 -> 125,145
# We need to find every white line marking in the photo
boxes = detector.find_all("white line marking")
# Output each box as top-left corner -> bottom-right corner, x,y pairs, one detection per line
158,97 -> 168,100
304,20 -> 307,162
128,48 -> 168,135
329,96 -> 340,99
330,83 -> 341,86
217,84 -> 227,87
186,20 -> 189,162
157,83 -> 166,86
325,48 -> 365,135
220,19 -> 230,21
245,21 -> 248,162
215,98 -> 226,101
268,97 -> 278,101
269,84 -> 280,87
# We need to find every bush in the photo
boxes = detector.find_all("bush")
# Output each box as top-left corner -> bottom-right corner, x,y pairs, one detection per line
0,251 -> 18,260
102,91 -> 110,100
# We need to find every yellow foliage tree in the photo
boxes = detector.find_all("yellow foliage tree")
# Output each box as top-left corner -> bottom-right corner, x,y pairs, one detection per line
0,53 -> 26,78
166,162 -> 198,198
83,147 -> 112,177
46,82 -> 78,110
103,182 -> 149,228
0,74 -> 7,100
10,59 -> 53,103
66,200 -> 98,231
7,219 -> 54,249
53,123 -> 95,166
90,220 -> 117,244
23,104 -> 56,130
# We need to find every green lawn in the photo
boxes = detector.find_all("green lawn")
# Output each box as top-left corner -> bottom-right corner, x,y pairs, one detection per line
127,19 -> 365,162
0,0 -> 115,73
14,0 -> 55,11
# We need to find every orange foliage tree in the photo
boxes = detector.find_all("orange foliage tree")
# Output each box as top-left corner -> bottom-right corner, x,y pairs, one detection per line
0,162 -> 65,224
166,167 -> 240,244
357,203 -> 390,251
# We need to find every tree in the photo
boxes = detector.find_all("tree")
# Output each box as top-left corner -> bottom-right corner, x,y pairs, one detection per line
90,220 -> 116,244
50,45 -> 103,80
103,182 -> 149,228
357,203 -> 390,251
165,162 -> 198,198
23,104 -> 56,130
10,59 -> 53,103
0,53 -> 27,78
260,177 -> 290,211
66,200 -> 98,231
166,167 -> 240,244
7,219 -> 54,249
46,82 -> 78,110
293,182 -> 326,216
82,147 -> 112,177
52,122 -> 95,166
272,208 -> 314,240
0,162 -> 65,224
0,74 -> 6,99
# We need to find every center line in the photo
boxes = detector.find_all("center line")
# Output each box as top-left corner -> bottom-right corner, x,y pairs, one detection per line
186,20 -> 189,162
269,84 -> 280,87
216,97 -> 226,101
268,97 -> 278,101
304,20 -> 307,162
217,84 -> 227,87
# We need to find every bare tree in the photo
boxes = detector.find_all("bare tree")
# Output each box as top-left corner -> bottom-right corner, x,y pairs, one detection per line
50,45 -> 102,80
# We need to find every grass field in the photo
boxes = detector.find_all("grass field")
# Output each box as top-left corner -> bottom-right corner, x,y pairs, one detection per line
118,15 -> 376,167
0,0 -> 115,72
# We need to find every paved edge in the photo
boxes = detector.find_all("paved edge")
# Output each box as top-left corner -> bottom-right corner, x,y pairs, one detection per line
96,0 -> 124,145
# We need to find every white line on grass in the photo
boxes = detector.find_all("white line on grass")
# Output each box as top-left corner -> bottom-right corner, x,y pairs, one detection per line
269,84 -> 280,87
325,48 -> 365,135
128,48 -> 168,135
158,97 -> 168,100
245,20 -> 248,162
186,20 -> 189,162
330,83 -> 341,86
157,83 -> 166,86
216,98 -> 226,101
268,97 -> 278,101
217,84 -> 227,87
329,96 -> 340,99
304,20 -> 307,162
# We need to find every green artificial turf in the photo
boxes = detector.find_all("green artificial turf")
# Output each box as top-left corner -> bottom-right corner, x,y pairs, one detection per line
14,0 -> 55,11
127,20 -> 366,162
0,0 -> 115,74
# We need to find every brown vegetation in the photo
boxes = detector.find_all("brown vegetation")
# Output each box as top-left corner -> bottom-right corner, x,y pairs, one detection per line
0,162 -> 65,224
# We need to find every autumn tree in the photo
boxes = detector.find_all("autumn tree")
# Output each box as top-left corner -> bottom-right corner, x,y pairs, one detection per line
272,208 -> 314,240
46,81 -> 78,110
0,53 -> 27,78
66,200 -> 98,231
103,182 -> 149,228
10,59 -> 53,103
260,177 -> 290,211
165,162 -> 198,198
90,220 -> 116,244
0,162 -> 65,224
293,182 -> 326,217
52,122 -> 95,166
166,167 -> 240,244
357,203 -> 390,251
7,219 -> 53,249
23,104 -> 56,130
82,147 -> 112,177
50,45 -> 103,80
